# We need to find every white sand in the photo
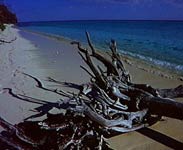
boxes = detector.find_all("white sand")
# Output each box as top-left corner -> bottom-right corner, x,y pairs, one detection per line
0,25 -> 51,125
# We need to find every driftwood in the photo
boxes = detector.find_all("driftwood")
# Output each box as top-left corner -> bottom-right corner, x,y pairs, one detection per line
0,32 -> 183,149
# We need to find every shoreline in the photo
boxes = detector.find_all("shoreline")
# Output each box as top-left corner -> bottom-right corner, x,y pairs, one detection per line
0,25 -> 183,149
20,28 -> 183,81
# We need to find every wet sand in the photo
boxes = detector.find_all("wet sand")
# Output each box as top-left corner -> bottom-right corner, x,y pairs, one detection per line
0,25 -> 182,149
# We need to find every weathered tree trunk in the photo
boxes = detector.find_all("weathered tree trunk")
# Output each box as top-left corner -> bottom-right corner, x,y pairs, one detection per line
157,85 -> 183,98
140,96 -> 183,120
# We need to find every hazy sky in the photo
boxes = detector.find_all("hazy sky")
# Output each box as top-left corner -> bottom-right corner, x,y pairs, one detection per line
4,0 -> 183,22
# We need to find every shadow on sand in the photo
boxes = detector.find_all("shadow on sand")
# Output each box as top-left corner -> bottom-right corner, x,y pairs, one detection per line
0,75 -> 183,149
137,128 -> 183,149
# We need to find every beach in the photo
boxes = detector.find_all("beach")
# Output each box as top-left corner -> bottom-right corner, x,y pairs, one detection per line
0,25 -> 183,149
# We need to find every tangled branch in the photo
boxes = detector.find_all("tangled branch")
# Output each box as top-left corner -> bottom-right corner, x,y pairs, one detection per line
0,32 -> 183,149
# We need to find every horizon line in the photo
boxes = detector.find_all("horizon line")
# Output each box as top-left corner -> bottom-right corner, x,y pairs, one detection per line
18,19 -> 183,23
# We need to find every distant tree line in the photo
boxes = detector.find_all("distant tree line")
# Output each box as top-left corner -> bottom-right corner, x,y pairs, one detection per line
0,3 -> 17,24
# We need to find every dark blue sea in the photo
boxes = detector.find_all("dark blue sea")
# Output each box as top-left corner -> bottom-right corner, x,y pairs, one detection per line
18,20 -> 183,73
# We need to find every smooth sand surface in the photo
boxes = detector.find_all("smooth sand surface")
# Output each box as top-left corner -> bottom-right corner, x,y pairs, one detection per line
0,25 -> 45,124
0,26 -> 182,149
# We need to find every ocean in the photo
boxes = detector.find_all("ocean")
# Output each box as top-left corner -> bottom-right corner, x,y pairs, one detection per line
18,20 -> 183,74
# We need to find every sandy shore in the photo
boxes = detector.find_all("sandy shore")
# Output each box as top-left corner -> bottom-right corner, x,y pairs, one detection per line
0,25 -> 182,149
0,25 -> 45,124
0,26 -> 63,125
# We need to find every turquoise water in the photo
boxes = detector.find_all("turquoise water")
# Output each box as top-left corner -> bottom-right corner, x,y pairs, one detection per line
18,20 -> 183,73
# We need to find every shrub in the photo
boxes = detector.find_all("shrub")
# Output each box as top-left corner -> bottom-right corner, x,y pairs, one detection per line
0,24 -> 6,31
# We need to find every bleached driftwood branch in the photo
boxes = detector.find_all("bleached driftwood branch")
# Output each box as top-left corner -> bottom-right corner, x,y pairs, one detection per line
0,32 -> 183,149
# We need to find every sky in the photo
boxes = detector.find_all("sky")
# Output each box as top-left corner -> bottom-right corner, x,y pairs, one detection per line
3,0 -> 183,22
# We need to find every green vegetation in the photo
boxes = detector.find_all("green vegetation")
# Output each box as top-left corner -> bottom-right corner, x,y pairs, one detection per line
0,24 -> 6,31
